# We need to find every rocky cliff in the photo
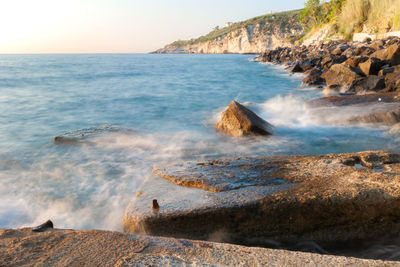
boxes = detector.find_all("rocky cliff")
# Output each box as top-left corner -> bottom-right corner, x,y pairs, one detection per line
154,10 -> 303,54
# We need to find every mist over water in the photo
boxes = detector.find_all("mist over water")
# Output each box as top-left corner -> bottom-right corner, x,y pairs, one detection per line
0,54 -> 398,230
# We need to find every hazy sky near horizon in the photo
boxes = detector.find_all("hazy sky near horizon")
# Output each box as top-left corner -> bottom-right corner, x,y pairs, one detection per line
0,0 -> 305,53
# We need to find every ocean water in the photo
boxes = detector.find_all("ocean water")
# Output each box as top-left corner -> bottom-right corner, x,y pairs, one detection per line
0,54 -> 398,231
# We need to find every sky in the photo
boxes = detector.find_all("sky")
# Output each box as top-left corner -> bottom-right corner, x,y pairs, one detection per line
0,0 -> 305,54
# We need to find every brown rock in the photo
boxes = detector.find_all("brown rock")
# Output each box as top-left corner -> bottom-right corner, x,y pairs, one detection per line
321,57 -> 333,69
347,76 -> 385,94
359,57 -> 385,76
384,70 -> 400,92
287,62 -> 303,73
302,68 -> 325,86
371,44 -> 400,66
321,63 -> 363,89
345,56 -> 368,68
215,101 -> 273,137
378,66 -> 395,76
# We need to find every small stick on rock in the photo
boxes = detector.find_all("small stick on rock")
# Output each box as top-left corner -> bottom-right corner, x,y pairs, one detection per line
32,220 -> 54,232
152,199 -> 159,212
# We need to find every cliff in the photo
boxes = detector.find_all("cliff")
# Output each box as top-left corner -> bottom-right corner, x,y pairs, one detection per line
154,10 -> 304,54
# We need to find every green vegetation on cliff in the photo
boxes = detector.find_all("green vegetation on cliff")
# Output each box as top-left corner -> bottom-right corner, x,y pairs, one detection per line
337,0 -> 400,38
299,0 -> 400,39
167,9 -> 301,48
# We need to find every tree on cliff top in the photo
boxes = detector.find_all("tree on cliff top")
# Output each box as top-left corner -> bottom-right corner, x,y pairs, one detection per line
299,0 -> 322,28
299,0 -> 344,29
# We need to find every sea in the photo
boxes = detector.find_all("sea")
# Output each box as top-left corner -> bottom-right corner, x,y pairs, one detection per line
0,54 -> 398,231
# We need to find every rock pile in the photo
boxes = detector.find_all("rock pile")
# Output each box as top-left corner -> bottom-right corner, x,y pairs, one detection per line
259,37 -> 400,95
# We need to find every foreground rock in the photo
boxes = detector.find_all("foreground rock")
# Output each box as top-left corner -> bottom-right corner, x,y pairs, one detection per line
124,151 -> 400,252
216,101 -> 273,137
3,228 -> 396,266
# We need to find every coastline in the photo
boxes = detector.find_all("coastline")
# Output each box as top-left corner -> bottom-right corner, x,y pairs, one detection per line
2,38 -> 400,265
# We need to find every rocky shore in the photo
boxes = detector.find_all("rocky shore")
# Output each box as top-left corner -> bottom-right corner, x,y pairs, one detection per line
257,36 -> 400,131
5,37 -> 400,266
258,36 -> 400,94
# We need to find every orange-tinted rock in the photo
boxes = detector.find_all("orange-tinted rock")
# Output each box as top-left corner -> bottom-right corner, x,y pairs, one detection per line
321,63 -> 363,89
216,101 -> 273,137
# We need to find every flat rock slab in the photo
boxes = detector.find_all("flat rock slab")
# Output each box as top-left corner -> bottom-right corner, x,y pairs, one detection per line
124,151 -> 400,248
1,228 -> 398,266
153,158 -> 291,192
305,93 -> 400,125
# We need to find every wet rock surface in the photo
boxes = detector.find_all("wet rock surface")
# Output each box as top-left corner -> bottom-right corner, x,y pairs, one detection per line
1,228 -> 396,266
215,101 -> 273,137
124,151 -> 400,256
305,92 -> 400,126
53,124 -> 123,144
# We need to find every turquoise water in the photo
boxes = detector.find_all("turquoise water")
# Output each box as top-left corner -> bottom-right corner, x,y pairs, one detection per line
0,54 -> 398,230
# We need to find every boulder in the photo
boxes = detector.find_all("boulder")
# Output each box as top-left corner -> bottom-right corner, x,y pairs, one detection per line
370,44 -> 400,66
379,65 -> 395,76
384,70 -> 400,92
123,151 -> 400,249
358,57 -> 385,76
346,76 -> 385,94
370,40 -> 385,50
321,63 -> 364,89
302,68 -> 325,86
345,56 -> 368,68
342,47 -> 355,58
332,47 -> 343,56
355,46 -> 368,56
321,56 -> 333,69
215,101 -> 273,137
287,62 -> 303,73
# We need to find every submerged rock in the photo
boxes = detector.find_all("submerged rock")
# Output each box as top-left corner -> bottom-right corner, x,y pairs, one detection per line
53,125 -> 124,145
215,101 -> 273,137
124,151 -> 400,249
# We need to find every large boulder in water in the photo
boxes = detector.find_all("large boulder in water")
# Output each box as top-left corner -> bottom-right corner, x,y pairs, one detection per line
215,101 -> 273,137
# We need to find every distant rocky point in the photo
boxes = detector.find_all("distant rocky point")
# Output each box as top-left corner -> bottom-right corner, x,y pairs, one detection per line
153,10 -> 303,54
